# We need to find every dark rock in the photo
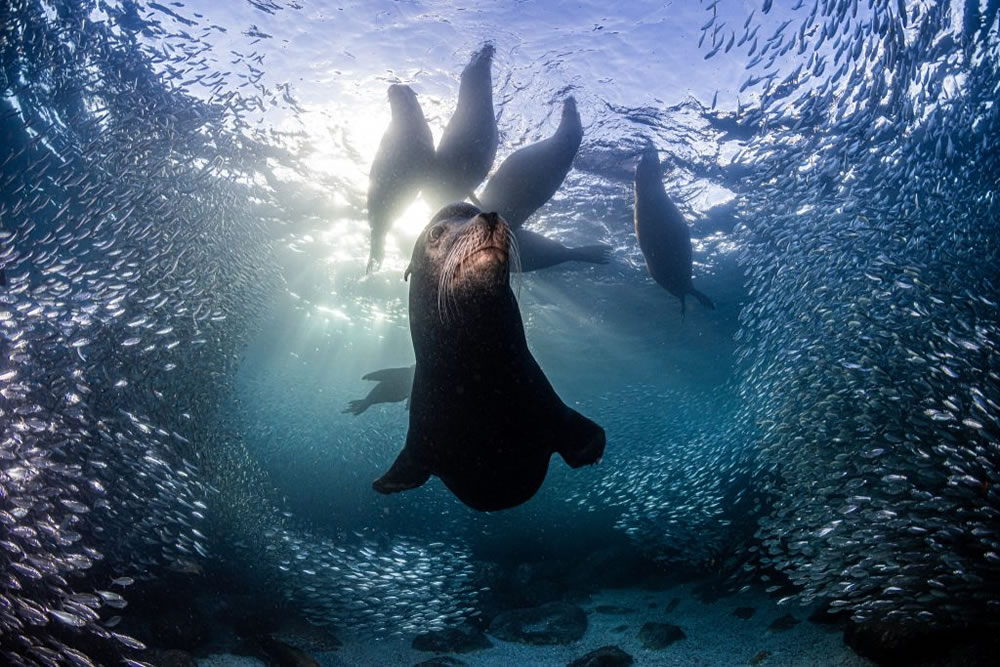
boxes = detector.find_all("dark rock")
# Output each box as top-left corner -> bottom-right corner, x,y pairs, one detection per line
272,618 -> 342,652
257,635 -> 320,667
145,649 -> 197,667
413,657 -> 468,667
807,601 -> 848,627
488,602 -> 588,645
594,605 -> 636,615
844,623 -> 1000,666
483,561 -> 568,611
412,624 -> 492,653
923,633 -> 1000,666
767,614 -> 800,633
845,619 -> 936,665
732,606 -> 756,620
637,622 -> 686,649
567,546 -> 654,591
567,644 -> 635,667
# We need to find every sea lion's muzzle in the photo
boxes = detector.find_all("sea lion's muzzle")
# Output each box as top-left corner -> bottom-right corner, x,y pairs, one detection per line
465,213 -> 510,271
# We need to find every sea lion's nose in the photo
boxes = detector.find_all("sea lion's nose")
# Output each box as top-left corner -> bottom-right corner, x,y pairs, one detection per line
480,212 -> 501,232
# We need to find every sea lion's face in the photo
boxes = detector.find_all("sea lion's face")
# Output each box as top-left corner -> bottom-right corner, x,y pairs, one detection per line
407,203 -> 514,318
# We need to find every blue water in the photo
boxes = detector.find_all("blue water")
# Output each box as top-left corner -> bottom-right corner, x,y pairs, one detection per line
1,0 -> 998,665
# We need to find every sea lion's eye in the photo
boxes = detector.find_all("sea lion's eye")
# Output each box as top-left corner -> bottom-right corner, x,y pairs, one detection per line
429,225 -> 445,242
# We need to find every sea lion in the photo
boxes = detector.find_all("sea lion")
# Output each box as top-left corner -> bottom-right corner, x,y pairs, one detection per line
343,365 -> 415,415
366,84 -> 434,272
514,228 -> 610,272
633,141 -> 715,314
478,96 -> 584,229
426,44 -> 498,209
373,203 -> 606,512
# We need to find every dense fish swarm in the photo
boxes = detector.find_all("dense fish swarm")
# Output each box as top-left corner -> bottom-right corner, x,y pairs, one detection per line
3,0 -> 999,663
1,0 -> 478,663
0,0 -> 269,662
726,0 -> 1000,628
564,386 -> 759,571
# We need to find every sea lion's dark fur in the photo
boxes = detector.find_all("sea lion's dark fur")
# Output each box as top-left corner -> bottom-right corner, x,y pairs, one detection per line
373,203 -> 606,511
633,141 -> 715,314
478,97 -> 584,230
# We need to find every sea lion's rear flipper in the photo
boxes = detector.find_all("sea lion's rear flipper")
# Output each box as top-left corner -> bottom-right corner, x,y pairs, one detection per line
568,244 -> 612,265
373,445 -> 430,494
343,398 -> 370,416
556,409 -> 606,469
690,287 -> 715,310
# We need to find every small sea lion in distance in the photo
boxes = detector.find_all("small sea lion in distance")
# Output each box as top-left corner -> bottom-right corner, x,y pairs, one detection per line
478,96 -> 584,229
514,228 -> 610,272
373,203 -> 606,511
343,365 -> 415,415
633,140 -> 715,314
426,44 -> 498,209
367,84 -> 434,272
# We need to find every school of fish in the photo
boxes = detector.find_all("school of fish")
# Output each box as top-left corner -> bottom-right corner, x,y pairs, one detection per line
0,0 -> 998,665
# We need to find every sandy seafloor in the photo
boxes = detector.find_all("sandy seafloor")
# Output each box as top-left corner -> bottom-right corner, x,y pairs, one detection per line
197,581 -> 875,666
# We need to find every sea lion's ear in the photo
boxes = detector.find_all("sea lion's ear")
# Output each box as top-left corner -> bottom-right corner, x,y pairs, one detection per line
404,264 -> 412,281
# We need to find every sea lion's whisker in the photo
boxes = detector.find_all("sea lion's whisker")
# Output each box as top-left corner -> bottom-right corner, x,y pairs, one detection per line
438,231 -> 474,323
507,226 -> 522,299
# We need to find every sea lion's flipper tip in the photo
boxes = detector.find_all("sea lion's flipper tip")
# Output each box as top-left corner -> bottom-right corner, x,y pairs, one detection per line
343,399 -> 368,416
557,410 -> 606,469
569,244 -> 612,265
373,447 -> 430,494
690,287 -> 715,310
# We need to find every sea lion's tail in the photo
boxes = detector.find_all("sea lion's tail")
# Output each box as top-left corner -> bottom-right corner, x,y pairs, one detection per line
568,244 -> 612,265
690,287 -> 715,310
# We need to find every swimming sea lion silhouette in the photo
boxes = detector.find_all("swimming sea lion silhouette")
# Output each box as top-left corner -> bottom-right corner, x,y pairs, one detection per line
372,203 -> 606,511
343,365 -> 415,415
366,84 -> 434,272
426,44 -> 498,209
478,96 -> 584,229
633,140 -> 715,314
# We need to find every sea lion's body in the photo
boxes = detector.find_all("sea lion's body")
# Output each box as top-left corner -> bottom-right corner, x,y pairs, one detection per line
373,203 -> 605,511
478,97 -> 584,229
514,228 -> 610,272
367,84 -> 434,271
427,45 -> 498,210
633,142 -> 715,313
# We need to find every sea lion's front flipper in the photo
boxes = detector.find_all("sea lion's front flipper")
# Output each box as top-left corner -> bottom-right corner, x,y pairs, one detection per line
690,287 -> 715,310
373,445 -> 430,494
555,409 -> 606,468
